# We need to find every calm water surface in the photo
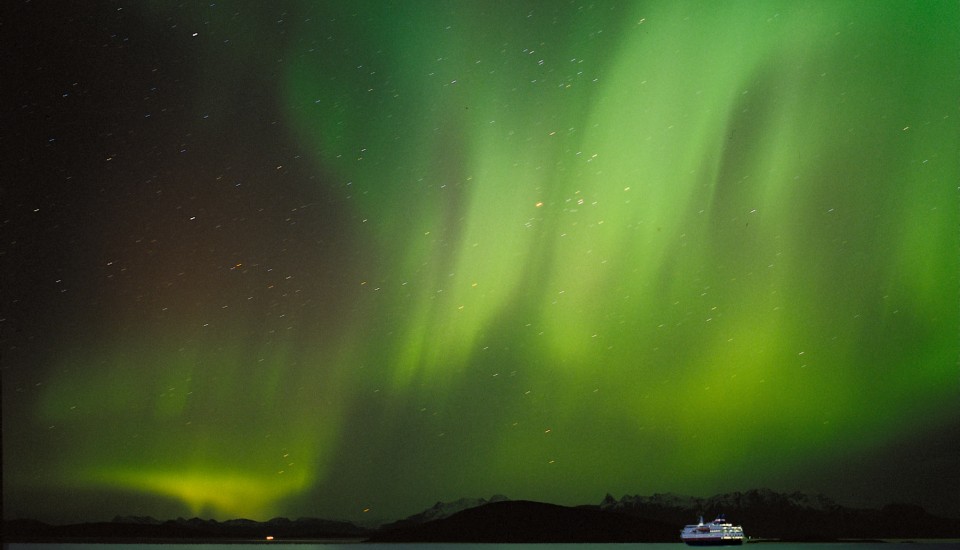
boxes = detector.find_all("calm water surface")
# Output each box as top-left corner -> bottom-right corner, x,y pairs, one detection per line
9,543 -> 960,550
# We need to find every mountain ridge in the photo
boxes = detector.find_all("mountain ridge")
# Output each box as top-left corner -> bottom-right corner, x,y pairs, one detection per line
369,499 -> 677,543
5,488 -> 959,542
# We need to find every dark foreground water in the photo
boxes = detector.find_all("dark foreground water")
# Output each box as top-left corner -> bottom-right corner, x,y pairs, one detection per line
8,543 -> 960,550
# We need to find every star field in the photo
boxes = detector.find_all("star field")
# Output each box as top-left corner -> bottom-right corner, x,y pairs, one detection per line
3,0 -> 958,524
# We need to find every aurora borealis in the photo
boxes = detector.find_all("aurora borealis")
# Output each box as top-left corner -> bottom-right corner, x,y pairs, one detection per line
3,0 -> 958,525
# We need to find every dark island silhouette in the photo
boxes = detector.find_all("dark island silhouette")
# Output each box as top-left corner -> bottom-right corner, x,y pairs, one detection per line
369,499 -> 676,542
5,489 -> 960,543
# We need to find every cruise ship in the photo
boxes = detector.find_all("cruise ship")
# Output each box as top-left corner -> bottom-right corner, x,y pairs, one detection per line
680,514 -> 746,546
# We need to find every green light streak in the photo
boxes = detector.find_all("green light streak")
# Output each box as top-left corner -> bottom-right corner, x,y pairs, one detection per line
19,0 -> 957,520
37,331 -> 346,519
88,468 -> 313,519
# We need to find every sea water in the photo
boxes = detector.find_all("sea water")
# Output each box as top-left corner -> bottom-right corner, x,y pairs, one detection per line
8,543 -> 960,550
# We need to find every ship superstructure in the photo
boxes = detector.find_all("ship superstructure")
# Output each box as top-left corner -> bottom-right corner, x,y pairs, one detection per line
680,514 -> 746,546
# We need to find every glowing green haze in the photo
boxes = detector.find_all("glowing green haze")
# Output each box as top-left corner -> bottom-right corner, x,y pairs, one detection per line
4,0 -> 958,523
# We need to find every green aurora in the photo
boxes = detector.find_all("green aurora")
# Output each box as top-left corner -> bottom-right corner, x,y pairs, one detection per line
4,0 -> 958,524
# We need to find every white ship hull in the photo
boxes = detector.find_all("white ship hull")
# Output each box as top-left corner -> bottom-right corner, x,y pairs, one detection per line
681,515 -> 746,546
681,534 -> 745,546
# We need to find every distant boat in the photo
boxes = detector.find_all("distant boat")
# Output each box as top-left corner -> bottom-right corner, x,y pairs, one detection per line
680,514 -> 746,546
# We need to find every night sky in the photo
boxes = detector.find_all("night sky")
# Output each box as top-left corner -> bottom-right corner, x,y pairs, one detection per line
3,0 -> 959,525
